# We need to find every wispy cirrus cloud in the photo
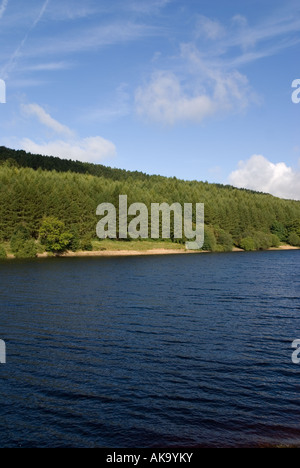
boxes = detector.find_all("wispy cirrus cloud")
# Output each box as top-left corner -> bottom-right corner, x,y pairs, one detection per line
234,12 -> 300,52
19,61 -> 73,72
135,3 -> 300,125
43,1 -> 98,22
125,0 -> 172,15
0,0 -> 164,86
22,103 -> 75,138
193,6 -> 300,67
21,21 -> 160,60
0,1 -> 163,63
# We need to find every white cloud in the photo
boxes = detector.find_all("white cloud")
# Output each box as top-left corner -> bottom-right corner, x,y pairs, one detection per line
135,61 -> 255,125
229,155 -> 300,201
20,137 -> 116,163
135,71 -> 216,125
20,103 -> 116,163
22,103 -> 75,138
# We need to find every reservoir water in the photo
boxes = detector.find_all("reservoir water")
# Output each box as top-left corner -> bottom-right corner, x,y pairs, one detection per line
0,250 -> 299,448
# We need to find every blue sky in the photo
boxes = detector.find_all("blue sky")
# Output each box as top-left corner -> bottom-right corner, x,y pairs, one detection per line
0,0 -> 300,199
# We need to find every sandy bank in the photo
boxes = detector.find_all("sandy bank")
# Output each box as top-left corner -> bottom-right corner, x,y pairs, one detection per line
46,244 -> 300,258
3,245 -> 299,260
59,248 -> 203,258
269,245 -> 300,250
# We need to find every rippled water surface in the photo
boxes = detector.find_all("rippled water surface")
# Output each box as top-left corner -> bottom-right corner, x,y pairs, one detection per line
0,251 -> 299,448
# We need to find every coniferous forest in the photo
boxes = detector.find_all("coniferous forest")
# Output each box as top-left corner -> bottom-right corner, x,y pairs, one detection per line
0,146 -> 300,258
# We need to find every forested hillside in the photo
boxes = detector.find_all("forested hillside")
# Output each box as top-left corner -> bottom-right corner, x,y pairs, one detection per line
0,146 -> 300,258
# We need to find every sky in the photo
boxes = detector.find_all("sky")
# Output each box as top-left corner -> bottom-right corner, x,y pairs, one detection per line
0,0 -> 300,200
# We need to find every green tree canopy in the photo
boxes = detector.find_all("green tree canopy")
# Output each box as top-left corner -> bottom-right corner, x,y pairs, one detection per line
240,237 -> 256,252
39,217 -> 73,254
288,232 -> 300,247
0,244 -> 6,259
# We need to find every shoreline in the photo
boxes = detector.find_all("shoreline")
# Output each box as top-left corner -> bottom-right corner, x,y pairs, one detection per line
3,245 -> 300,260
60,248 -> 207,258
58,245 -> 300,258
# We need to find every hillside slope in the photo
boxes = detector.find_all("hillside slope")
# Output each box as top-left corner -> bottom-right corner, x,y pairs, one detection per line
0,146 -> 300,255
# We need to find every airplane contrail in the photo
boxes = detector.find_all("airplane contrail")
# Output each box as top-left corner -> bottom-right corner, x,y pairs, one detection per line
32,0 -> 49,28
0,0 -> 9,19
1,0 -> 50,79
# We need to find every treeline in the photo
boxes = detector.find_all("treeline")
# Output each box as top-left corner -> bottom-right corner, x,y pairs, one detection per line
0,146 -> 151,181
0,146 -> 300,258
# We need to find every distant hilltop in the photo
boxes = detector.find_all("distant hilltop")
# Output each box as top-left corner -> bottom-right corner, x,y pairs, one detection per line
0,146 -> 151,182
0,146 -> 284,192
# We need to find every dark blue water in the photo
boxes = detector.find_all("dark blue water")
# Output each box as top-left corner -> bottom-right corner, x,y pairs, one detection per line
0,251 -> 299,448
